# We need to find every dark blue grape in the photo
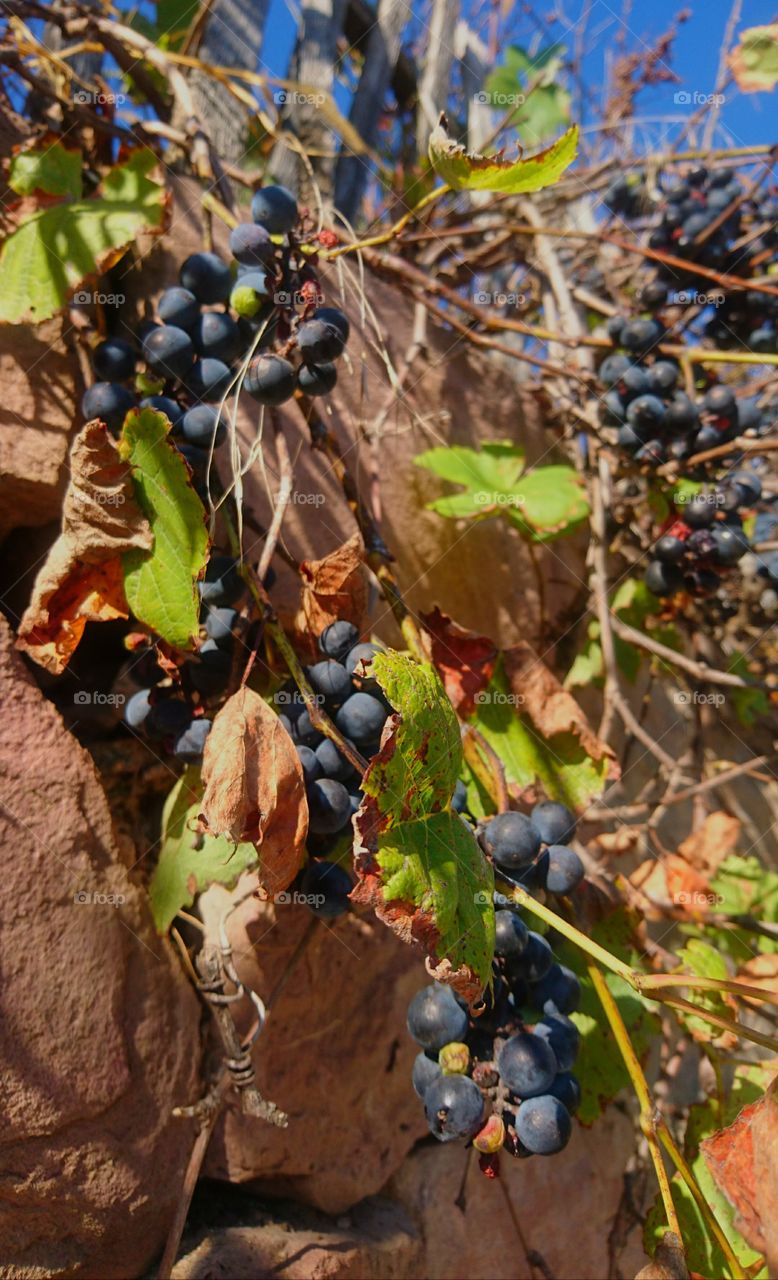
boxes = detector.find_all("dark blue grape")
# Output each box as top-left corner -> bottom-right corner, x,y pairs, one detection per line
412,1052 -> 442,1098
498,1031 -> 558,1097
534,1010 -> 579,1071
530,801 -> 576,845
710,524 -> 750,565
180,252 -> 232,305
93,338 -> 136,381
655,534 -> 685,564
319,620 -> 360,661
306,660 -> 352,705
251,185 -> 298,234
683,494 -> 717,528
297,744 -> 323,785
307,777 -> 352,834
188,358 -> 232,402
529,963 -> 581,1015
621,318 -> 663,353
147,698 -> 193,738
189,638 -> 232,694
704,385 -> 737,417
173,718 -> 212,762
480,812 -> 542,869
451,779 -> 468,814
297,317 -> 346,363
335,692 -> 387,744
407,983 -> 468,1051
205,607 -> 239,645
244,354 -> 296,406
424,1075 -> 484,1143
515,1094 -> 572,1154
730,470 -> 761,503
294,709 -> 322,748
315,737 -> 354,782
314,306 -> 350,343
229,222 -> 275,266
198,555 -> 242,606
157,286 -> 200,331
192,312 -> 242,363
646,361 -> 679,394
494,909 -> 529,957
298,362 -> 338,395
599,353 -> 632,386
81,382 -> 136,433
142,325 -> 195,381
645,560 -> 683,596
299,859 -> 352,918
181,404 -> 226,447
548,1072 -> 581,1114
626,394 -> 666,429
545,845 -> 584,896
521,932 -> 554,982
124,688 -> 153,731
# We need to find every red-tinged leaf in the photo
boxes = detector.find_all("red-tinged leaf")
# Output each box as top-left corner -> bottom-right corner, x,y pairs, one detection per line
200,687 -> 308,895
16,421 -> 152,673
678,812 -> 741,876
420,607 -> 498,716
702,1081 -> 778,1271
502,643 -> 617,772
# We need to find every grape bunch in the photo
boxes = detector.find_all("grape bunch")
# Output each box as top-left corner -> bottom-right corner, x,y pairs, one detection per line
81,184 -> 350,479
408,801 -> 584,1169
644,472 -> 760,598
598,341 -> 769,466
280,620 -> 392,919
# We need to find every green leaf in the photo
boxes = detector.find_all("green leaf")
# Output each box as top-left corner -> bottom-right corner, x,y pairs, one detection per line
731,24 -> 778,92
119,407 -> 209,650
727,650 -> 770,727
555,907 -> 660,1124
354,651 -> 495,997
415,443 -> 588,542
565,637 -> 604,689
513,85 -> 572,147
428,119 -> 578,194
150,768 -> 258,933
0,149 -> 166,325
9,142 -> 83,198
470,659 -> 610,809
644,1065 -> 772,1277
674,939 -> 733,1041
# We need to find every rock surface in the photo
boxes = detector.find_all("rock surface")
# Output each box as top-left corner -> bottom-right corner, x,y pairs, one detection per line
198,881 -> 428,1214
171,1194 -> 421,1279
0,616 -> 202,1278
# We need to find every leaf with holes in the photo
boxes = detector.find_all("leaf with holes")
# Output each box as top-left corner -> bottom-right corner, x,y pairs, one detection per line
0,148 -> 167,324
429,115 -> 578,193
352,651 -> 494,1003
149,767 -> 258,933
119,407 -> 208,650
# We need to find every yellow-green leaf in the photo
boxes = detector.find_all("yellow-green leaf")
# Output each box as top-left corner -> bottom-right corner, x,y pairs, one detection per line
9,140 -> 83,198
428,116 -> 578,193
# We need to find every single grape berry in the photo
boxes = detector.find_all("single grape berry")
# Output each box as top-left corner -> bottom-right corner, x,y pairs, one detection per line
180,252 -> 232,305
307,778 -> 352,834
251,185 -> 299,234
645,560 -> 684,596
412,1052 -> 442,1098
626,394 -> 666,429
683,495 -> 717,529
147,698 -> 193,738
498,1031 -> 558,1098
229,222 -> 275,266
494,909 -> 529,957
424,1075 -> 485,1143
142,325 -> 195,382
335,692 -> 387,744
314,737 -> 353,782
534,1010 -> 580,1072
344,642 -> 383,685
157,286 -> 200,331
298,362 -> 338,395
710,524 -> 750,565
548,1072 -> 581,1115
173,718 -> 212,762
451,779 -> 468,814
306,660 -> 353,705
189,639 -> 232,695
545,846 -> 584,896
297,317 -> 346,363
515,1094 -> 572,1155
599,353 -> 632,386
204,607 -> 239,645
480,812 -> 542,870
297,744 -> 323,786
181,404 -> 226,447
520,932 -> 555,982
529,963 -> 581,1016
314,306 -> 350,343
621,317 -> 663,354
188,358 -> 233,402
299,859 -> 353,918
81,382 -> 136,433
244,354 -> 296,406
655,534 -> 686,564
93,337 -> 136,382
198,555 -> 242,607
191,312 -> 242,363
407,984 -> 468,1052
319,620 -> 360,661
530,801 -> 576,845
645,361 -> 679,395
729,470 -> 761,503
124,688 -> 153,731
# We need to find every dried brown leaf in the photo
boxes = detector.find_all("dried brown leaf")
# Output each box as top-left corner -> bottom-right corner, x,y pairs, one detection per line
296,533 -> 368,648
200,687 -> 308,895
503,642 -> 618,771
16,421 -> 152,673
678,811 -> 740,876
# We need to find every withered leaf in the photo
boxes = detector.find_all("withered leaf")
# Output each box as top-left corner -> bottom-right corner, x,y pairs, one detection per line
502,642 -> 617,771
702,1080 -> 778,1271
420,606 -> 498,717
678,811 -> 740,876
16,421 -> 152,673
200,687 -> 308,895
297,532 -> 368,645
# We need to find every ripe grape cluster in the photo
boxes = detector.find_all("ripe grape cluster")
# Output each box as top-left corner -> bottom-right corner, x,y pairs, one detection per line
280,620 -> 392,919
408,802 -> 583,1169
644,472 -> 760,598
81,184 -> 349,480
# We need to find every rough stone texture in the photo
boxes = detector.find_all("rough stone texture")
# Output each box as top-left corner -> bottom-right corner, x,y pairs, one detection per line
0,319 -> 80,542
0,615 -> 202,1278
388,1108 -> 649,1280
171,1195 -> 421,1279
198,880 -> 428,1214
